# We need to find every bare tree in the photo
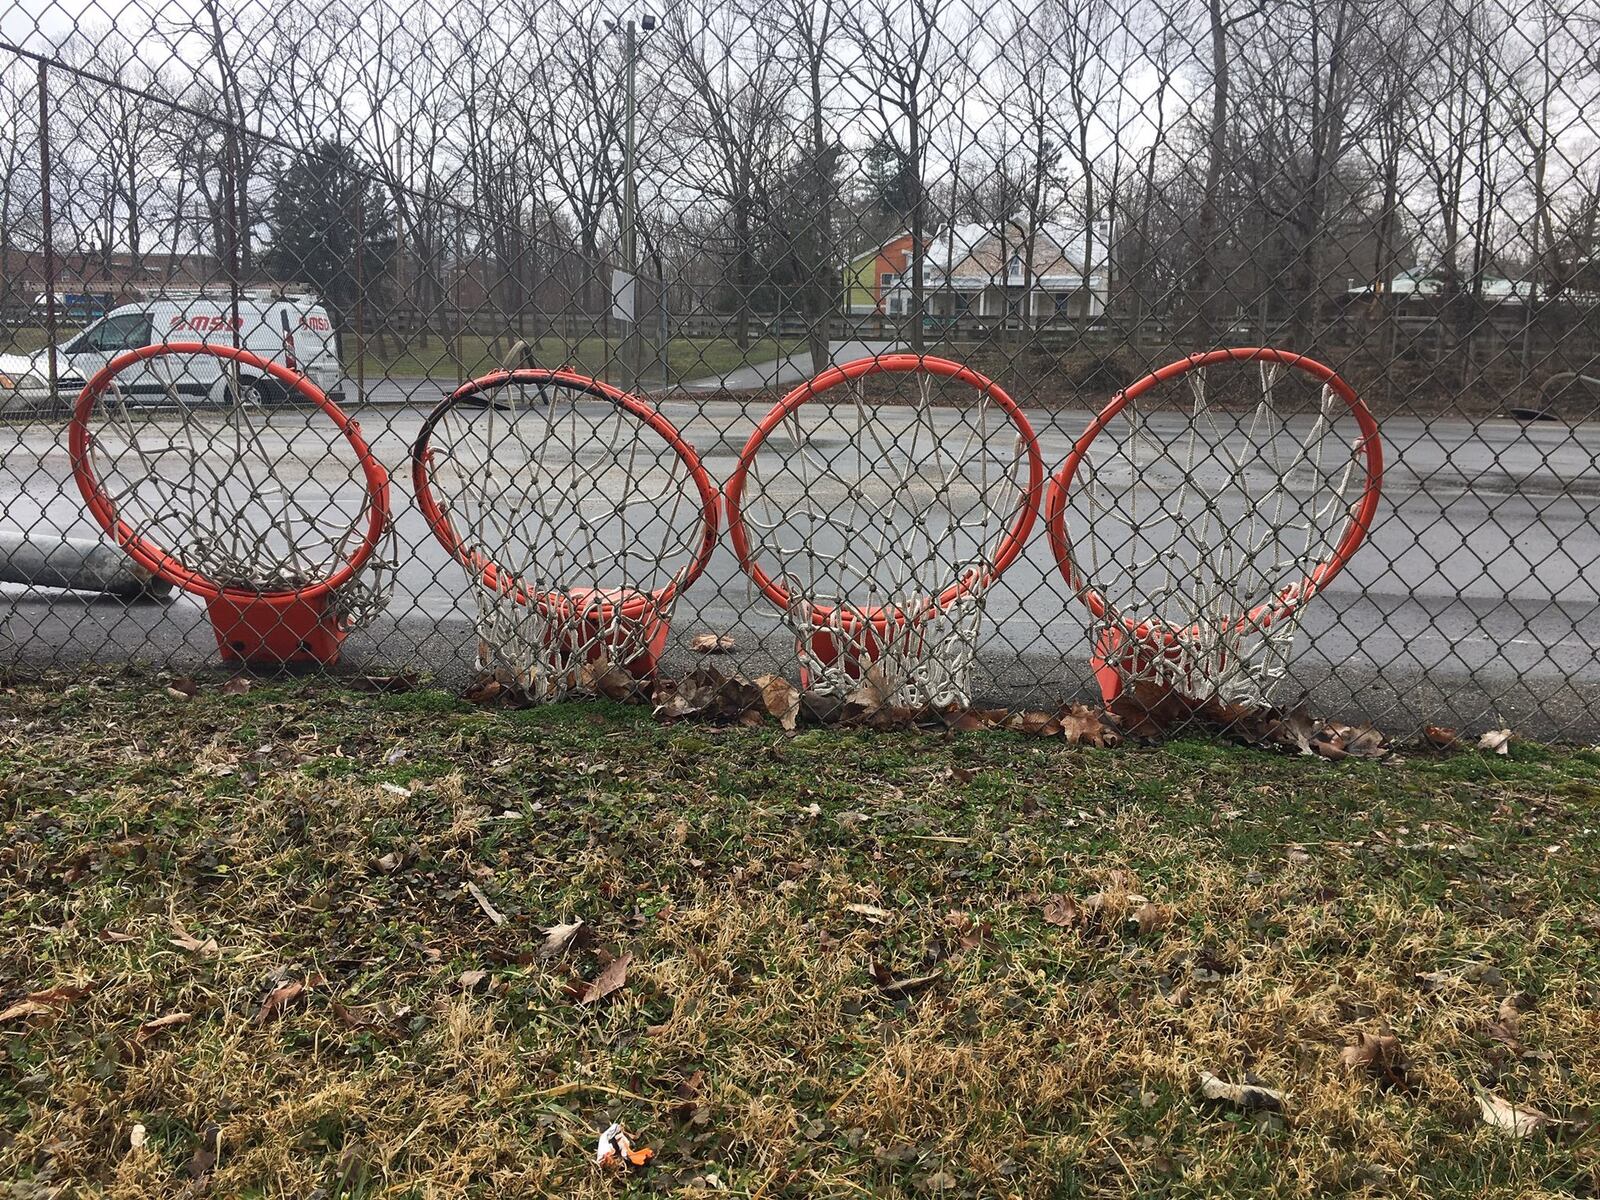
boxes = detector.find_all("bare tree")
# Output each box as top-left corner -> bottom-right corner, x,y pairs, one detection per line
783,0 -> 840,372
1189,0 -> 1262,345
664,0 -> 795,351
837,0 -> 958,352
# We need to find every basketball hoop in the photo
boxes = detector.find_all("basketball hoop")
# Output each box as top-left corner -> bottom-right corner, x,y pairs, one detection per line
70,343 -> 392,666
724,355 -> 1044,709
1044,347 -> 1383,708
412,369 -> 718,701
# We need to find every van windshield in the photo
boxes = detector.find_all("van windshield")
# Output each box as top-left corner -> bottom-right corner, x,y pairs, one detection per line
68,313 -> 151,354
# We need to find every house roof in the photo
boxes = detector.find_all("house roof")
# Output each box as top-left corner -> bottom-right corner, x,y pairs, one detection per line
846,231 -> 915,268
922,220 -> 1107,288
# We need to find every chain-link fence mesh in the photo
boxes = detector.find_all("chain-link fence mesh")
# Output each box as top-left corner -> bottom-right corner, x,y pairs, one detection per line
1,0 -> 1598,735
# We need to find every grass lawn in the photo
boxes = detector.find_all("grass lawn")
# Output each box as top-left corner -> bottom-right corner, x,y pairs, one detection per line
3,326 -> 801,386
2,678 -> 1597,1197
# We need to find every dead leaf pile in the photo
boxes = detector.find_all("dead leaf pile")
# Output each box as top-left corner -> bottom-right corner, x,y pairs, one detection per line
460,657 -> 1411,751
1040,872 -> 1174,938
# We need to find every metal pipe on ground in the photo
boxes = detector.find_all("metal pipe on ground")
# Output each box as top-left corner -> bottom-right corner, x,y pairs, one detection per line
0,532 -> 173,599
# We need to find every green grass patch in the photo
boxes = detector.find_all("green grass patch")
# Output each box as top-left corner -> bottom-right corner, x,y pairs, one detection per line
1,676 -> 1596,1197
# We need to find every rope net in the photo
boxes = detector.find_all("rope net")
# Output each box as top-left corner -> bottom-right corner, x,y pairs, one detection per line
417,372 -> 714,701
1058,355 -> 1379,707
734,360 -> 1038,708
81,357 -> 393,631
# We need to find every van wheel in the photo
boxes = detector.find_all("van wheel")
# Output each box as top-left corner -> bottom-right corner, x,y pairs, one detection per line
239,376 -> 277,406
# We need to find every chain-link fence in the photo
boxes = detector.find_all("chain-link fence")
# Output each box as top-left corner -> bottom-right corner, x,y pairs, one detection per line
1,0 -> 1598,736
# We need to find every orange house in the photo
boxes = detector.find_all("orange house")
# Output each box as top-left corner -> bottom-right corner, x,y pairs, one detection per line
846,232 -> 916,315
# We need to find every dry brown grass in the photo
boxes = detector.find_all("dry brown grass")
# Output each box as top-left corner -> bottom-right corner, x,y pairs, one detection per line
1,677 -> 1597,1198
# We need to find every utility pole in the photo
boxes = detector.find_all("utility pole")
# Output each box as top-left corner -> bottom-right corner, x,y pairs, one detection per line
622,20 -> 637,289
612,12 -> 655,393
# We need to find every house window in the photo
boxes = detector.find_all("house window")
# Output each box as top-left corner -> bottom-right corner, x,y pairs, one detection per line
880,272 -> 896,290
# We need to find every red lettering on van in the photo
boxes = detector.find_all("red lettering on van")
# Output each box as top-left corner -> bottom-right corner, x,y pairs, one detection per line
299,315 -> 331,332
167,315 -> 243,332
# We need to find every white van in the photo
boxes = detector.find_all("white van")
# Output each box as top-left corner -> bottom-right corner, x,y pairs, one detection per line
0,292 -> 343,409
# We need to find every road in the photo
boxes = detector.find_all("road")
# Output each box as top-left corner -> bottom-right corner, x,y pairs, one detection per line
3,377 -> 1599,737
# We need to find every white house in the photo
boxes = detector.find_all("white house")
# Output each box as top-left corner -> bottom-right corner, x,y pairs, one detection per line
881,219 -> 1111,321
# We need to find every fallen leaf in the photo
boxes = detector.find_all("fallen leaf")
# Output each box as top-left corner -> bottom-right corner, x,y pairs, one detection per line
844,902 -> 891,921
870,961 -> 942,999
1061,704 -> 1121,747
577,657 -> 643,702
1106,683 -> 1191,740
1130,900 -> 1175,935
1041,894 -> 1079,927
756,674 -> 801,731
844,663 -> 897,716
1262,706 -> 1317,754
373,851 -> 402,873
465,881 -> 507,926
1338,723 -> 1388,759
459,969 -> 489,992
1424,725 -> 1460,749
689,632 -> 737,654
130,1123 -> 148,1151
1198,1070 -> 1287,1113
1009,710 -> 1062,736
1476,1091 -> 1551,1138
189,1122 -> 220,1179
1478,728 -> 1513,756
1339,1032 -> 1411,1088
103,929 -> 138,944
0,1000 -> 52,1023
380,782 -> 413,798
137,1011 -> 193,1040
25,983 -> 94,1005
541,920 -> 587,956
221,677 -> 252,696
653,667 -> 727,720
579,953 -> 632,1005
946,910 -> 993,950
169,926 -> 220,958
254,979 -> 306,1024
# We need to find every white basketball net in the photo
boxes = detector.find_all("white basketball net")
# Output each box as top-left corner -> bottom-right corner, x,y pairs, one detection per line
84,362 -> 393,629
739,368 -> 1034,708
422,374 -> 710,701
1069,359 -> 1373,705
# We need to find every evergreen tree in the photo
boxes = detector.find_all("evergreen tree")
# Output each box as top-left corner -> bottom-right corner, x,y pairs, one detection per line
262,140 -> 394,335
